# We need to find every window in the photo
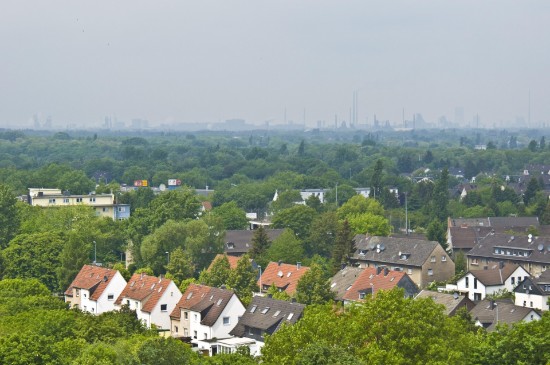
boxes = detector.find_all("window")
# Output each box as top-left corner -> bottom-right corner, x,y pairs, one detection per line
126,299 -> 130,306
287,313 -> 294,320
511,277 -> 515,285
428,269 -> 433,276
441,256 -> 447,262
193,331 -> 197,339
407,268 -> 412,275
184,312 -> 188,320
523,300 -> 526,307
184,328 -> 188,336
63,198 -> 69,203
91,308 -> 94,313
359,292 -> 366,299
49,198 -> 56,204
76,197 -> 82,203
204,333 -> 208,339
223,317 -> 230,325
261,307 -> 270,314
465,277 -> 469,288
102,207 -> 107,212
83,293 -> 87,298
76,289 -> 80,297
530,301 -> 533,307
273,310 -> 281,317
194,314 -> 198,321
431,256 -> 436,263
90,197 -> 96,202
174,326 -> 178,333
250,305 -> 257,313
472,258 -> 479,265
118,207 -> 125,212
160,304 -> 167,312
474,278 -> 478,290
107,294 -> 114,301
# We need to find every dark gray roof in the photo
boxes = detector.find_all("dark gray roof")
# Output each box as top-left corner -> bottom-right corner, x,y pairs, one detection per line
330,266 -> 364,301
224,229 -> 285,254
351,235 -> 439,267
467,233 -> 550,265
191,287 -> 236,327
229,296 -> 305,337
448,226 -> 494,250
449,217 -> 539,229
469,299 -> 539,331
415,290 -> 475,316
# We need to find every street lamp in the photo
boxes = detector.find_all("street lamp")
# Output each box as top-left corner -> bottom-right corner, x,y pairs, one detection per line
370,282 -> 375,297
258,265 -> 262,293
165,251 -> 170,264
93,241 -> 97,265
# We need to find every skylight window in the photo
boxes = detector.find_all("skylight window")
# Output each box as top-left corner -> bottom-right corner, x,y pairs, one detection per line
331,282 -> 336,288
287,272 -> 292,277
277,271 -> 283,277
217,298 -> 223,306
273,310 -> 281,317
250,305 -> 257,313
261,307 -> 270,314
151,283 -> 156,290
186,292 -> 193,300
287,313 -> 294,320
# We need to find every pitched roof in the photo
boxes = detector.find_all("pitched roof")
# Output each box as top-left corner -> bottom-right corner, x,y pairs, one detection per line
207,254 -> 240,271
351,235 -> 440,267
330,266 -> 364,301
448,217 -> 539,228
259,262 -> 310,295
468,263 -> 522,286
64,265 -> 123,301
224,229 -> 285,254
448,226 -> 494,250
115,273 -> 175,313
470,299 -> 539,331
171,284 -> 237,326
415,290 -> 475,316
467,233 -> 550,265
229,296 -> 305,337
342,267 -> 408,302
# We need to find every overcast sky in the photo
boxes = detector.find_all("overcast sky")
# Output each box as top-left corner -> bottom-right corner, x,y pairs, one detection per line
1,1 -> 549,128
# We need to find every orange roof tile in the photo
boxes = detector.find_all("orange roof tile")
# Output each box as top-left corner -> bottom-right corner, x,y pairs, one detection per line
170,283 -> 212,318
343,267 -> 406,302
65,265 -> 122,301
207,254 -> 240,271
259,262 -> 310,295
115,273 -> 175,313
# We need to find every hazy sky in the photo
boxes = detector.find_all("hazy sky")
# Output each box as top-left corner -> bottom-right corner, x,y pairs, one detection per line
1,1 -> 549,128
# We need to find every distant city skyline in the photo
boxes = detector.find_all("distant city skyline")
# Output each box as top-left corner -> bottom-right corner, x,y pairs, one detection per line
1,1 -> 549,129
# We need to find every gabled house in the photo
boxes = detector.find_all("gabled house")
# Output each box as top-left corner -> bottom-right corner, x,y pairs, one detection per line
470,299 -> 541,331
415,290 -> 475,316
258,261 -> 310,295
446,225 -> 494,255
514,270 -> 550,311
350,235 -> 454,288
341,267 -> 418,304
64,264 -> 127,314
224,229 -> 285,256
170,284 -> 245,355
229,295 -> 305,356
208,254 -> 241,271
115,273 -> 182,330
466,232 -> 550,277
456,263 -> 529,301
329,265 -> 364,301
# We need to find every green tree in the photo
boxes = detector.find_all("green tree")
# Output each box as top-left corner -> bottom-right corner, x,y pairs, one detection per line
306,211 -> 339,257
332,220 -> 354,272
347,213 -> 391,236
426,219 -> 447,248
266,229 -> 304,265
57,232 -> 94,291
337,194 -> 385,220
369,159 -> 384,199
523,177 -> 540,205
200,255 -> 231,288
272,205 -> 317,240
431,168 -> 450,221
228,254 -> 258,306
166,247 -> 195,285
148,188 -> 202,228
454,251 -> 466,274
211,201 -> 249,230
0,184 -> 20,249
266,282 -> 291,301
272,190 -> 302,212
250,226 -> 270,264
295,264 -> 335,305
140,220 -> 187,274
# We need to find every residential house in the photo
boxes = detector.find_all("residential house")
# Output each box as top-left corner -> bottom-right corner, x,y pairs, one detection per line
514,270 -> 550,311
456,263 -> 529,301
228,295 -> 306,356
115,273 -> 182,330
470,299 -> 541,331
258,261 -> 310,295
448,216 -> 539,229
64,264 -> 127,314
27,188 -> 130,220
224,229 -> 285,257
466,232 -> 550,276
415,290 -> 475,316
341,267 -> 418,304
329,265 -> 364,301
350,235 -> 455,288
447,225 -> 494,256
208,254 -> 241,271
170,284 -> 245,355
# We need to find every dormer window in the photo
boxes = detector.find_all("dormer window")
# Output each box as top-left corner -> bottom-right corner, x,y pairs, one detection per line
359,249 -> 367,256
277,271 -> 283,277
227,243 -> 235,249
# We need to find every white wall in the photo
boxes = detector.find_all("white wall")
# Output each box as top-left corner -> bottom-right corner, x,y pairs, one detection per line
95,272 -> 127,314
148,281 -> 182,330
515,292 -> 549,311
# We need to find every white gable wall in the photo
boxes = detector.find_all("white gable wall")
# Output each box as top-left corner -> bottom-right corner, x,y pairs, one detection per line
146,281 -> 182,330
94,271 -> 127,314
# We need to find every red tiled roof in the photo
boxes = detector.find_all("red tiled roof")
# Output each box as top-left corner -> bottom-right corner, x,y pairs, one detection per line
170,283 -> 212,318
115,273 -> 175,313
202,201 -> 212,211
259,262 -> 310,295
65,265 -> 122,301
343,267 -> 405,301
207,254 -> 240,271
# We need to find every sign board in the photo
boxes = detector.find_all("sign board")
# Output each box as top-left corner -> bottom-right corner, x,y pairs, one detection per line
168,179 -> 182,186
133,180 -> 149,187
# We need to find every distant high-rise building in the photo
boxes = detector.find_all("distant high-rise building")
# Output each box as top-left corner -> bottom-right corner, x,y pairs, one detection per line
455,107 -> 464,125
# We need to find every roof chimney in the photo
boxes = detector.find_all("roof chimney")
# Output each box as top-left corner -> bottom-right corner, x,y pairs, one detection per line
499,261 -> 504,270
297,262 -> 302,270
490,300 -> 496,310
341,263 -> 347,271
291,298 -> 296,303
278,260 -> 283,266
267,293 -> 273,298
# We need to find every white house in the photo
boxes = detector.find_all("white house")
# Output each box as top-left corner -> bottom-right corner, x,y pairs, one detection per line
470,299 -> 541,331
115,273 -> 182,330
456,263 -> 530,301
64,264 -> 127,314
170,284 -> 246,356
514,270 -> 550,311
